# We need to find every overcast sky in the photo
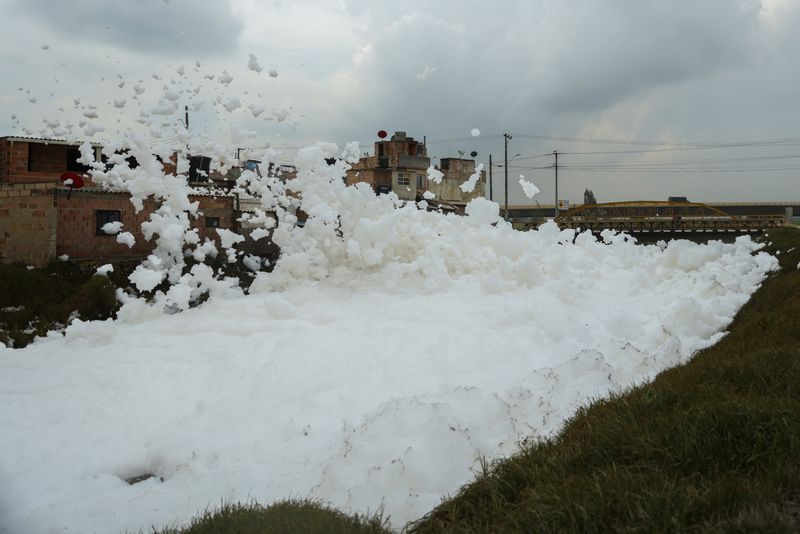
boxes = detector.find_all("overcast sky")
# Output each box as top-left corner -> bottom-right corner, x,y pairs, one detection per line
1,0 -> 798,204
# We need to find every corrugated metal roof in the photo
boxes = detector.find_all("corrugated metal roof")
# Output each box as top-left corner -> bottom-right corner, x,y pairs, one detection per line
55,185 -> 239,198
1,136 -> 103,148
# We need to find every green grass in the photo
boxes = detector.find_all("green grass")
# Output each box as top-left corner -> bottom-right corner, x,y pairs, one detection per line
407,227 -> 800,532
0,261 -> 119,348
151,500 -> 390,534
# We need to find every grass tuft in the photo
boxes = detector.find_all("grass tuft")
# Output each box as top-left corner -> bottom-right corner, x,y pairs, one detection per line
152,500 -> 391,534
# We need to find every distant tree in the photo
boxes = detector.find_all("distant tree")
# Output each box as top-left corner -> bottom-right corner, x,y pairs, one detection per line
584,188 -> 597,205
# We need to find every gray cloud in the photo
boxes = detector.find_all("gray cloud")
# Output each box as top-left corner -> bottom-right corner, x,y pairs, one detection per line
13,0 -> 243,56
537,0 -> 758,113
2,0 -> 799,203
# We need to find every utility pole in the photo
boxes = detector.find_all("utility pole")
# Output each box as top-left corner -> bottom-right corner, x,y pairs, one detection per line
504,133 -> 512,221
184,106 -> 189,130
488,154 -> 493,201
553,149 -> 559,218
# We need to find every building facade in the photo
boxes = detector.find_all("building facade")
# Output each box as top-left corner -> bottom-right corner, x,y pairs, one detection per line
0,137 -> 237,266
0,136 -> 102,186
427,157 -> 486,206
345,131 -> 486,207
346,131 -> 430,201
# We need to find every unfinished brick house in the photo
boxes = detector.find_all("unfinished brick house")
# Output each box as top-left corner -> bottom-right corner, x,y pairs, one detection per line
345,131 -> 486,208
0,136 -> 102,186
0,136 -> 238,267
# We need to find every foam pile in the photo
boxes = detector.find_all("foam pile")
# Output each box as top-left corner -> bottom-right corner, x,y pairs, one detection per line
0,142 -> 778,533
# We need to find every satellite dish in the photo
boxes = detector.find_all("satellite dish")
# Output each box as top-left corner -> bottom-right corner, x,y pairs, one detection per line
60,172 -> 84,199
457,150 -> 465,158
470,151 -> 478,158
377,130 -> 387,139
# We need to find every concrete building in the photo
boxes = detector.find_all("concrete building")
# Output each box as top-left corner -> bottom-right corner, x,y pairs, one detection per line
346,131 -> 430,201
428,157 -> 486,207
345,131 -> 486,208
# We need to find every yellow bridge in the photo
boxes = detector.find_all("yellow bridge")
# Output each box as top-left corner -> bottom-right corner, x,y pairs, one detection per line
549,201 -> 785,233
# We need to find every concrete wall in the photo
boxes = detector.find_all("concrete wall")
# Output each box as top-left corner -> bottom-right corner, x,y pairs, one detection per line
393,170 -> 419,201
0,183 -> 57,266
427,158 -> 486,205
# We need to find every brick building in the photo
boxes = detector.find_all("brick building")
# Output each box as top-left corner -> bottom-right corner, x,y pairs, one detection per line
0,183 -> 57,266
346,131 -> 430,201
345,131 -> 486,207
53,189 -> 236,262
0,136 -> 238,266
0,136 -> 102,186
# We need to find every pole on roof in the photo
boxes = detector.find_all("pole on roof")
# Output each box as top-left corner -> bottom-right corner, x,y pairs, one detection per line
504,133 -> 512,221
489,154 -> 493,201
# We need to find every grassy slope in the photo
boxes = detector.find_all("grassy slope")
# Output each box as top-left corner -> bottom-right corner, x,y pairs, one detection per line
409,227 -> 800,532
0,261 -> 118,348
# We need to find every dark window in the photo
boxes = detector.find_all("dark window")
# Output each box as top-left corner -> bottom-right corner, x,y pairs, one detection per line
377,143 -> 384,157
189,156 -> 211,182
101,152 -> 139,171
417,175 -> 424,188
67,148 -> 91,173
95,210 -> 121,236
205,217 -> 220,228
397,174 -> 409,186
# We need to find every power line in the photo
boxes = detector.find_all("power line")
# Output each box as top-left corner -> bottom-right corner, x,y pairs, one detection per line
425,134 -> 504,145
563,166 -> 800,174
561,140 -> 800,156
510,132 -> 800,148
561,153 -> 800,170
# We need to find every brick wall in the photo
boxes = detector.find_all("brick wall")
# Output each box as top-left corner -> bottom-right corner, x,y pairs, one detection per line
194,195 -> 237,244
55,190 -> 237,261
55,190 -> 153,260
1,140 -> 98,185
0,183 -> 57,266
0,139 -> 8,182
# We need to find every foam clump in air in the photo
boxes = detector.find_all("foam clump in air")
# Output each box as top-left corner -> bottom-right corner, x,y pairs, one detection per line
459,163 -> 484,193
427,164 -> 444,184
247,53 -> 262,73
101,221 -> 123,235
519,176 -> 540,198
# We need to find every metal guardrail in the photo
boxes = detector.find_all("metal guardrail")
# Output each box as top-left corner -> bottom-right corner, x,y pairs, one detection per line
513,201 -> 786,233
554,215 -> 784,233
